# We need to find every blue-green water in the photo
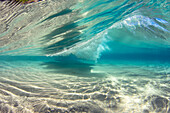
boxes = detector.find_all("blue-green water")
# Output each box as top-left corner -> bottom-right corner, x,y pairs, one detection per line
0,0 -> 170,113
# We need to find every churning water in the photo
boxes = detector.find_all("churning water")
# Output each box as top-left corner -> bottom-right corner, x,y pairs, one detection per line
0,0 -> 170,113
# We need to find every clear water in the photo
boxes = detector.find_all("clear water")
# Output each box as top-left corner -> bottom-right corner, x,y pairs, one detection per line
0,0 -> 170,113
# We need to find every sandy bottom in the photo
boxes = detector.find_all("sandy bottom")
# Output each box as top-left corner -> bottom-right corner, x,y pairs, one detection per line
0,59 -> 169,113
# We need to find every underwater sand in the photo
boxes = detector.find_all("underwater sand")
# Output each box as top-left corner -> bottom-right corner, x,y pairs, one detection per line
0,57 -> 169,113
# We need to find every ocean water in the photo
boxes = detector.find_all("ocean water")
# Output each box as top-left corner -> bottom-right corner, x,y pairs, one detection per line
0,0 -> 170,113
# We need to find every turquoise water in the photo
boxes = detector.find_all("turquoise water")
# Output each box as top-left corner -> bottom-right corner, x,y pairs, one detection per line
0,0 -> 170,113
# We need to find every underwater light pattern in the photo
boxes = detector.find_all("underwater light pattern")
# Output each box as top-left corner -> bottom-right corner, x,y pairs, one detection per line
0,0 -> 169,113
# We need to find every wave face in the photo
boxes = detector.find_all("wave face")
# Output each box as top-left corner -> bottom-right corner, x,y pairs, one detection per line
0,0 -> 170,113
0,0 -> 169,59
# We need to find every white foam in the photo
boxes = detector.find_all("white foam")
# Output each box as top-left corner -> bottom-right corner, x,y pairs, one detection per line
47,31 -> 110,61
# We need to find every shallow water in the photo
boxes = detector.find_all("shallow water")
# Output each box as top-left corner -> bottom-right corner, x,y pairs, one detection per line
0,0 -> 170,113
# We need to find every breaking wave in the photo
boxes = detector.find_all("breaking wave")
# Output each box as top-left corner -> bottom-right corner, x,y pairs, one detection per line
0,0 -> 169,61
0,0 -> 170,113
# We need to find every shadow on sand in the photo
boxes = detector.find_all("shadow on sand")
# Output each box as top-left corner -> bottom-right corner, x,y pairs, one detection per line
41,60 -> 105,78
41,61 -> 105,77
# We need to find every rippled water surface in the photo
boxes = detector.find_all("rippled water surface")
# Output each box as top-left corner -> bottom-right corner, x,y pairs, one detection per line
0,0 -> 170,113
